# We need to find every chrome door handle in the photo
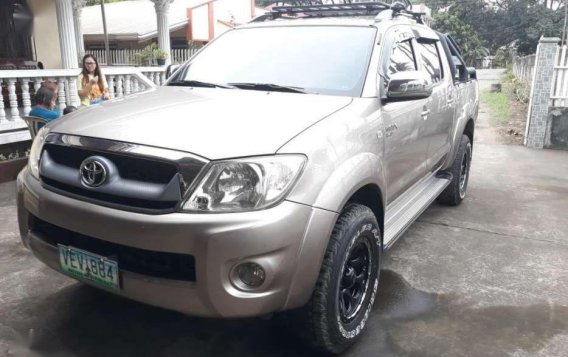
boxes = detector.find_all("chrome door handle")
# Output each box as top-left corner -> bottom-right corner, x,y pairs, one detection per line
421,109 -> 430,120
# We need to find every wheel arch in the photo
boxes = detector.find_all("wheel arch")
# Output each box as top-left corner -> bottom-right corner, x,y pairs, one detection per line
344,184 -> 384,240
445,117 -> 475,171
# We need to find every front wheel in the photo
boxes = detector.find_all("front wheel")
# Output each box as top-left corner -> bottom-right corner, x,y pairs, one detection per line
437,134 -> 472,206
300,204 -> 382,354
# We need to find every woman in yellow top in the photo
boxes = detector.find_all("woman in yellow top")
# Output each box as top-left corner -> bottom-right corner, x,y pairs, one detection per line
77,54 -> 109,107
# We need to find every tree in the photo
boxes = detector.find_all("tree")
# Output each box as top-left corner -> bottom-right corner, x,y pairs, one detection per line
432,12 -> 489,65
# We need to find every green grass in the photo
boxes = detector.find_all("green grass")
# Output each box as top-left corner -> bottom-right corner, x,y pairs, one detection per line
481,88 -> 510,125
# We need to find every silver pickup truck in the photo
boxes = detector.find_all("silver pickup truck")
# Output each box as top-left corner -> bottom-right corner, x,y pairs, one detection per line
17,1 -> 478,354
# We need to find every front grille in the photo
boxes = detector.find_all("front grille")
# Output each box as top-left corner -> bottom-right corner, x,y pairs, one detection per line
45,144 -> 177,184
38,140 -> 198,214
42,176 -> 178,211
31,215 -> 196,282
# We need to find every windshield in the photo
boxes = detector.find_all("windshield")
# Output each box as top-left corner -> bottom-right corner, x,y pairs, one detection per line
169,26 -> 377,97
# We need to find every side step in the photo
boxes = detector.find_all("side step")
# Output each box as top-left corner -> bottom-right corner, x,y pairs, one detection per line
384,172 -> 451,249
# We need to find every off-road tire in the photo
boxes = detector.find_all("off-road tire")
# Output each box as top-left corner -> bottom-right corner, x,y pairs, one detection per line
437,134 -> 472,206
298,204 -> 382,354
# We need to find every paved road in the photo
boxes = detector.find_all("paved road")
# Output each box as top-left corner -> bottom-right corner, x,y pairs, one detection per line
1,69 -> 568,356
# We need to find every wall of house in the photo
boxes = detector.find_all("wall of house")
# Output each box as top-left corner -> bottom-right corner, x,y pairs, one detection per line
191,4 -> 210,41
28,0 -> 61,69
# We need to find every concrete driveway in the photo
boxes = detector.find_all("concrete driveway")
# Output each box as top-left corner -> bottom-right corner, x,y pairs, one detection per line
1,69 -> 567,356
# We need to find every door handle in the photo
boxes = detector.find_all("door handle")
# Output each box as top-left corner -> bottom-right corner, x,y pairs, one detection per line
421,109 -> 430,120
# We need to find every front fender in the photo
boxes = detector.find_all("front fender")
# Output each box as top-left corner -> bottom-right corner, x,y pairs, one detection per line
311,152 -> 386,213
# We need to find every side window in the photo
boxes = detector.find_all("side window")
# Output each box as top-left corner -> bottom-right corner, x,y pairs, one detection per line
387,40 -> 416,78
418,42 -> 443,84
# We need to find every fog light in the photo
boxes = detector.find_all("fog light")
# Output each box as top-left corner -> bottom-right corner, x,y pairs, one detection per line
235,262 -> 265,288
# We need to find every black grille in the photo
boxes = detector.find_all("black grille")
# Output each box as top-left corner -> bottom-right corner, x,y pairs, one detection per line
42,177 -> 178,211
40,144 -> 182,213
44,144 -> 178,184
31,215 -> 196,282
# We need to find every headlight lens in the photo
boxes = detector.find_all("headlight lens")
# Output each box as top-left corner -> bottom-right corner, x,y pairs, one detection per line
182,155 -> 306,212
29,127 -> 50,179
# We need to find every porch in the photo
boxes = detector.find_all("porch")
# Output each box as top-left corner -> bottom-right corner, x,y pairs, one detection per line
0,67 -> 164,144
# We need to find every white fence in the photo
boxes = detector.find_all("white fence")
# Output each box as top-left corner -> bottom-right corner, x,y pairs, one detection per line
89,48 -> 197,66
551,45 -> 568,108
512,54 -> 536,86
0,67 -> 163,143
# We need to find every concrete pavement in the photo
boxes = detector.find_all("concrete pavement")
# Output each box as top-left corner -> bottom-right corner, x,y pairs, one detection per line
1,69 -> 567,356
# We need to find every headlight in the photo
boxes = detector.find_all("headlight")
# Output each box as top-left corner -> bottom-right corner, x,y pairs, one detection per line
29,127 -> 50,179
182,155 -> 306,212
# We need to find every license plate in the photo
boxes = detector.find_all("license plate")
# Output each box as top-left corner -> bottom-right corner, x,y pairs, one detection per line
58,244 -> 120,291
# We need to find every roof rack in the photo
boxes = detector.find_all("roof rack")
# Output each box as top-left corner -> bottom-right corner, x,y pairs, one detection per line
251,0 -> 425,24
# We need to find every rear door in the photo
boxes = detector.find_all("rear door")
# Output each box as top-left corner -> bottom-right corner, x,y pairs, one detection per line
415,38 -> 456,171
380,27 -> 429,204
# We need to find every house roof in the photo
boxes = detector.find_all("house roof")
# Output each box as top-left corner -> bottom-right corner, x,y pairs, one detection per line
82,0 -> 207,41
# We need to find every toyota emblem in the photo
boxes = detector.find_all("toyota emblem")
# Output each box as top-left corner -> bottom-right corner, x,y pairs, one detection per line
80,157 -> 107,187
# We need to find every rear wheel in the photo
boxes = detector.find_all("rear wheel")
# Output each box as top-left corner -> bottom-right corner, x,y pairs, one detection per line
437,134 -> 472,206
299,204 -> 382,354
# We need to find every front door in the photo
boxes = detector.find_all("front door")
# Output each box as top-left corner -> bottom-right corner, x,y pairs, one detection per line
380,32 -> 429,204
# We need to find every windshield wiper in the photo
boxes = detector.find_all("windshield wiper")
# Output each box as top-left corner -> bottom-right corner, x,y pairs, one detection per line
169,80 -> 235,89
228,82 -> 306,94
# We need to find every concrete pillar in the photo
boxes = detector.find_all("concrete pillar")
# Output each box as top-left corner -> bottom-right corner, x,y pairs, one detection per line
151,0 -> 174,65
55,0 -> 79,69
72,0 -> 87,62
525,37 -> 560,149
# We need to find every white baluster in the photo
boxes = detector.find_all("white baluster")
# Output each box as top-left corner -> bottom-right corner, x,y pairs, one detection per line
0,79 -> 6,122
124,75 -> 132,95
160,72 -> 166,85
34,78 -> 43,95
20,78 -> 32,115
147,72 -> 154,84
57,77 -> 67,111
64,78 -> 71,106
116,76 -> 124,97
8,79 -> 19,120
154,72 -> 160,85
108,76 -> 115,99
132,78 -> 139,93
68,77 -> 80,107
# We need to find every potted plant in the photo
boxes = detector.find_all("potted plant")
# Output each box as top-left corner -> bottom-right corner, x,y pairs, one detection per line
133,43 -> 158,66
154,48 -> 168,66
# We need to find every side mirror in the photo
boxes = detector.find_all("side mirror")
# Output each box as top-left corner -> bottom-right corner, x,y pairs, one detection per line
387,71 -> 433,101
467,67 -> 477,80
166,64 -> 181,79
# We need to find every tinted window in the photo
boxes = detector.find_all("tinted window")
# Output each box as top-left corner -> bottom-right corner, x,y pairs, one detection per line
418,42 -> 443,83
171,26 -> 377,97
387,40 -> 416,77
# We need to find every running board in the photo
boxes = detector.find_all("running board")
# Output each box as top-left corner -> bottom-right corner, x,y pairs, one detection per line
384,172 -> 451,249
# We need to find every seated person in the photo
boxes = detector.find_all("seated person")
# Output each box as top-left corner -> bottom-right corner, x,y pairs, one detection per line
29,86 -> 61,122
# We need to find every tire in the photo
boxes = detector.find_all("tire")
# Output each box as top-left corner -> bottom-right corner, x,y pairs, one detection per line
437,134 -> 472,206
298,204 -> 382,354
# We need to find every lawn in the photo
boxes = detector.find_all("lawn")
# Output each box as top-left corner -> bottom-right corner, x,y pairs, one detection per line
481,87 -> 510,125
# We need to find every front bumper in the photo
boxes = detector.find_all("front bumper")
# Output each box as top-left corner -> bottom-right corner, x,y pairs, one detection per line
17,167 -> 337,318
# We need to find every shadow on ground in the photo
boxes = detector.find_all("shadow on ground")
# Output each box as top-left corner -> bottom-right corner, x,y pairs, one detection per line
2,270 -> 567,357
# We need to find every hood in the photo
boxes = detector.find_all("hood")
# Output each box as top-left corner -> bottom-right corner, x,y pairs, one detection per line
50,86 -> 352,160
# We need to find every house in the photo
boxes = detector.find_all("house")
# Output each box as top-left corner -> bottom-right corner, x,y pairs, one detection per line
0,0 -> 260,70
0,0 -> 262,145
82,0 -> 260,52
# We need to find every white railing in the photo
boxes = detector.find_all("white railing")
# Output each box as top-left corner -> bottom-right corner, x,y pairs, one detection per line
89,48 -> 197,66
513,54 -> 536,86
551,45 -> 568,108
0,67 -> 158,144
